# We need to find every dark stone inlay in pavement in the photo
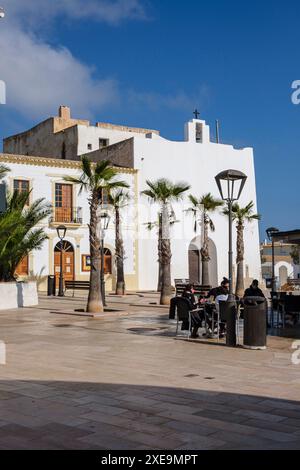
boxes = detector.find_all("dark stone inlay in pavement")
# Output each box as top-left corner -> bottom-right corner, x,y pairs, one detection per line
127,327 -> 168,334
54,324 -> 73,328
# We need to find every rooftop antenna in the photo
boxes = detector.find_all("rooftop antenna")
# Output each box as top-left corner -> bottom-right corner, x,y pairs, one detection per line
216,119 -> 220,143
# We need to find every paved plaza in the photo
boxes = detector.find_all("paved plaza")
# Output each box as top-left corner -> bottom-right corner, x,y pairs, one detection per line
0,292 -> 299,450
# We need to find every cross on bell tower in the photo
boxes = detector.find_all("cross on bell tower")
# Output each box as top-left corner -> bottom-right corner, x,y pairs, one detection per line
193,109 -> 200,120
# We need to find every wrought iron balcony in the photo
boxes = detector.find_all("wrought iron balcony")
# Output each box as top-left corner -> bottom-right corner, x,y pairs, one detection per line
50,207 -> 83,225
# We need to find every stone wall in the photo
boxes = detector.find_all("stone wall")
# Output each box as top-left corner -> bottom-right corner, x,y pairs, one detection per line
4,119 -> 79,160
83,138 -> 134,168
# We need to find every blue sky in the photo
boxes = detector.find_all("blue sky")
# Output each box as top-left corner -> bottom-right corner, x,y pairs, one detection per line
0,0 -> 299,239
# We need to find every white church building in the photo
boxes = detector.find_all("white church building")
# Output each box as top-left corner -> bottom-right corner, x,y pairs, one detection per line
1,106 -> 262,291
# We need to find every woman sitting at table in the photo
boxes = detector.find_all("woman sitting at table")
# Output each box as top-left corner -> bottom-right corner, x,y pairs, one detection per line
182,284 -> 197,308
182,284 -> 204,338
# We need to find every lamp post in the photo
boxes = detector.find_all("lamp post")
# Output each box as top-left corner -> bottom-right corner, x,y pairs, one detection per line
215,169 -> 247,346
266,227 -> 279,326
99,212 -> 111,307
56,225 -> 67,297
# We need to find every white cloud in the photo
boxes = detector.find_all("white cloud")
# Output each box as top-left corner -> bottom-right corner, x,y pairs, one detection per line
0,1 -> 210,127
0,1 -> 148,120
0,25 -> 119,119
2,0 -> 147,27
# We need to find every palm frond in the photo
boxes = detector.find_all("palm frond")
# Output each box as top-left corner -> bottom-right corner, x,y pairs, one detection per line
141,178 -> 189,203
0,164 -> 10,180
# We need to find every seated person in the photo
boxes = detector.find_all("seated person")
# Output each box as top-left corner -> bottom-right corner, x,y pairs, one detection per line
205,278 -> 229,338
182,284 -> 203,339
208,277 -> 230,300
243,280 -> 265,305
182,284 -> 197,308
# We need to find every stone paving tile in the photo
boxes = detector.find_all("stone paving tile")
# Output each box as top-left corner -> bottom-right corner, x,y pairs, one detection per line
194,409 -> 248,424
79,406 -> 128,421
162,419 -> 220,437
250,427 -> 299,443
156,410 -> 270,438
208,430 -> 277,449
271,408 -> 300,420
167,432 -> 226,450
0,435 -> 39,450
260,399 -> 300,411
242,418 -> 300,434
107,430 -> 185,450
78,412 -> 175,438
78,432 -> 150,450
36,422 -> 94,439
0,391 -> 21,400
281,417 -> 300,428
0,424 -> 45,441
117,410 -> 169,425
0,410 -> 51,428
233,409 -> 287,422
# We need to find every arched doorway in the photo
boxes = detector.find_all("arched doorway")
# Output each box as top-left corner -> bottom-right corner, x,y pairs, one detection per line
188,236 -> 218,286
279,265 -> 288,288
103,248 -> 112,274
188,237 -> 201,283
54,241 -> 74,283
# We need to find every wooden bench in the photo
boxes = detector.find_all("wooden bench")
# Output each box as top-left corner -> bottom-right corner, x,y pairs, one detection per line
65,280 -> 90,296
174,279 -> 190,285
175,283 -> 211,297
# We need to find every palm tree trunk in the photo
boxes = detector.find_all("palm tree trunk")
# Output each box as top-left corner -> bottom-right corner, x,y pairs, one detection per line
157,213 -> 162,292
235,223 -> 245,298
201,218 -> 210,286
115,206 -> 125,295
160,203 -> 172,305
87,194 -> 103,313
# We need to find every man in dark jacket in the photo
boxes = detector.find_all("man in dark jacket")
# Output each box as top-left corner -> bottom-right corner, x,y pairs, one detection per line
244,280 -> 265,299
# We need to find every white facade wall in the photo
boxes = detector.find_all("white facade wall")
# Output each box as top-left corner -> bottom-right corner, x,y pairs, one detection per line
135,136 -> 260,289
77,125 -> 157,155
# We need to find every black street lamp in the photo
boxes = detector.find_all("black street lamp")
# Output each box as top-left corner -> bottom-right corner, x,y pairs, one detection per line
266,227 -> 279,325
56,225 -> 67,297
99,212 -> 111,307
215,169 -> 247,346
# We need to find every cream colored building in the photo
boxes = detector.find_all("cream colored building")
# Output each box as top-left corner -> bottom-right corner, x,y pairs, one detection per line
0,153 -> 139,292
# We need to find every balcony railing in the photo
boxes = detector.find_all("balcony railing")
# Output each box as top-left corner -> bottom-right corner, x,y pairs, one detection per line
50,207 -> 83,224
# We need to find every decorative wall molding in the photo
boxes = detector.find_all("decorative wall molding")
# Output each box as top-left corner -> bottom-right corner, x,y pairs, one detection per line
0,153 -> 137,174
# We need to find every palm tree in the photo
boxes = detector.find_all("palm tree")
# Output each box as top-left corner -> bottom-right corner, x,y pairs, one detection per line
145,212 -> 178,292
224,201 -> 261,297
108,189 -> 131,295
0,190 -> 51,282
187,193 -> 223,286
141,178 -> 190,305
0,164 -> 9,180
65,157 -> 129,313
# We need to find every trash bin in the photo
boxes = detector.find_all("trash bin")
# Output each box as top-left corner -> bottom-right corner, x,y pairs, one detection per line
219,300 -> 237,347
47,275 -> 56,296
243,297 -> 267,350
